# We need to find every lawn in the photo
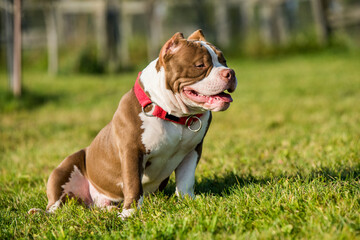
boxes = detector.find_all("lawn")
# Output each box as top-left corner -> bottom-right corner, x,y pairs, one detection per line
1,51 -> 359,239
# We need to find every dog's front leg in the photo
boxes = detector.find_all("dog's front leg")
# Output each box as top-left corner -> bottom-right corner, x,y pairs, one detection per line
175,147 -> 201,198
119,151 -> 143,220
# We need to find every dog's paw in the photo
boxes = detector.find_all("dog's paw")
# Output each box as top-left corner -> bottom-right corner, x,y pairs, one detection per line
175,190 -> 196,199
28,208 -> 44,215
118,208 -> 135,220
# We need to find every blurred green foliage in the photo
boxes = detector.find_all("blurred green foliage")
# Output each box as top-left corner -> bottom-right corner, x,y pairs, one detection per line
75,45 -> 105,74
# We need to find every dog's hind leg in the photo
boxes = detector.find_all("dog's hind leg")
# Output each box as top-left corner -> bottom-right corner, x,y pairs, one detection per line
45,149 -> 89,213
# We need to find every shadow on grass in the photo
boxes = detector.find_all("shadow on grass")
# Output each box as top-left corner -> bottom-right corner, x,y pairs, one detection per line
164,165 -> 360,197
0,87 -> 61,112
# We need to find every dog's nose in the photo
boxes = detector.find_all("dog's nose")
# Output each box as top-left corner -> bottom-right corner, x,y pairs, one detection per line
221,69 -> 235,82
220,68 -> 237,92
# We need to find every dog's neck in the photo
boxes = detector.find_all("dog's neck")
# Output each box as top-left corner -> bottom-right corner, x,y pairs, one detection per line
139,59 -> 192,117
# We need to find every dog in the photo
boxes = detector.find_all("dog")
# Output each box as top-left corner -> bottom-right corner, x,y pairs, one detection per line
29,30 -> 237,219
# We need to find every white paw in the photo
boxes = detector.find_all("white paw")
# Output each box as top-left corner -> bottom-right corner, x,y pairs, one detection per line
175,190 -> 195,199
118,208 -> 136,220
46,200 -> 61,213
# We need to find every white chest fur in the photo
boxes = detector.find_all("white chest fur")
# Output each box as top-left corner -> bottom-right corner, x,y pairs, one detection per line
139,111 -> 210,194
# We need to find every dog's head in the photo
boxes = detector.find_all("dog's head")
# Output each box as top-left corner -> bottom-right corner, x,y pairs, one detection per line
143,30 -> 237,116
157,30 -> 237,113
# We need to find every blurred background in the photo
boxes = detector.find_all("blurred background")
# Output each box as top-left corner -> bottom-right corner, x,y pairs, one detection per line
0,0 -> 359,96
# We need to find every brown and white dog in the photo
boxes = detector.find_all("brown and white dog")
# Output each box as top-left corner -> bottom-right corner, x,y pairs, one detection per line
29,30 -> 237,219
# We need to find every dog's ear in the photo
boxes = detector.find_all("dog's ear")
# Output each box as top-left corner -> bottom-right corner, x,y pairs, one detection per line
160,32 -> 184,57
157,32 -> 185,70
188,29 -> 206,41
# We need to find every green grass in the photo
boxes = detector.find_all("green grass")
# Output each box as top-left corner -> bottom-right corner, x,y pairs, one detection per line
1,51 -> 360,239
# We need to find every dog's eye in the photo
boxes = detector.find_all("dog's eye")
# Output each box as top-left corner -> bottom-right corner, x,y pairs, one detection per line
219,58 -> 226,64
195,63 -> 205,68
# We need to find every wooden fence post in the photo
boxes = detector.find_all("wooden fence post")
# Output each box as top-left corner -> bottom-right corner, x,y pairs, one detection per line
240,0 -> 255,39
215,0 -> 230,47
4,0 -> 14,89
13,0 -> 22,97
95,1 -> 106,62
260,2 -> 273,45
147,0 -> 165,61
45,2 -> 58,75
274,1 -> 288,45
119,1 -> 130,68
310,0 -> 329,45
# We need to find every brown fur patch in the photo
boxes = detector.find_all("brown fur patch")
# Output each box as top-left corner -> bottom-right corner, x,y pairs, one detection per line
85,89 -> 146,207
156,31 -> 228,93
160,40 -> 214,92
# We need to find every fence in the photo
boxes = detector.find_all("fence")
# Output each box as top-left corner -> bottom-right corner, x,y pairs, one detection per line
0,0 -> 359,96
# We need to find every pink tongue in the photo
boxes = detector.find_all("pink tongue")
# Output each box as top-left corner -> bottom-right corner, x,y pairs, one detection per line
209,92 -> 233,103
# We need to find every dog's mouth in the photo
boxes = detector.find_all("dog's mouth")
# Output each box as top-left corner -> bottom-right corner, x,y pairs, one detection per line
183,88 -> 233,104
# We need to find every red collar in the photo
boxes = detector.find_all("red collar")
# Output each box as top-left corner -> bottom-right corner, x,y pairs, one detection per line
134,72 -> 203,128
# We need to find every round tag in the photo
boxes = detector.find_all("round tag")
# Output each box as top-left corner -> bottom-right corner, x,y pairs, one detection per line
185,115 -> 202,132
